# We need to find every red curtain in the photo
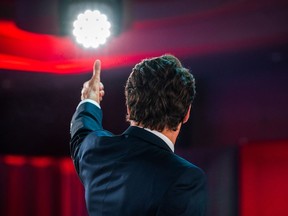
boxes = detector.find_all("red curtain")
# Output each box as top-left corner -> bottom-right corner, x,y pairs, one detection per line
240,141 -> 288,216
0,156 -> 88,216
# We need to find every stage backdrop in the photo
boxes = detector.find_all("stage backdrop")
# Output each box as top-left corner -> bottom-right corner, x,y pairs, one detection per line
0,156 -> 88,216
240,140 -> 288,216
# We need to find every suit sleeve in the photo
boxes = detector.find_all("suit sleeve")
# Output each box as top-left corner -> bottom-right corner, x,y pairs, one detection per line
156,166 -> 207,216
70,102 -> 112,173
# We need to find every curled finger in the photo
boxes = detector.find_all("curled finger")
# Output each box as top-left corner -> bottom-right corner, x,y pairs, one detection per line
99,90 -> 105,97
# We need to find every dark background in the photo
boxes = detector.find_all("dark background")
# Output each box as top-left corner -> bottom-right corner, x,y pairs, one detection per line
1,0 -> 288,215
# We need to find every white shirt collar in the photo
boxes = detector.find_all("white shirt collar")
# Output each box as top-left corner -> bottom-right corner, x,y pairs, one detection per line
143,128 -> 175,152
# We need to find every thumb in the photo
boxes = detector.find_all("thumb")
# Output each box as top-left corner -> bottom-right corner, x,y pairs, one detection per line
91,59 -> 101,83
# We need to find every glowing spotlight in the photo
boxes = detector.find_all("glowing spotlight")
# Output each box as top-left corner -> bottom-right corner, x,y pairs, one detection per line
72,10 -> 111,49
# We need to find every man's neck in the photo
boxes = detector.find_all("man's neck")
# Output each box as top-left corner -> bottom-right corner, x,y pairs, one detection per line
130,121 -> 181,144
161,128 -> 180,145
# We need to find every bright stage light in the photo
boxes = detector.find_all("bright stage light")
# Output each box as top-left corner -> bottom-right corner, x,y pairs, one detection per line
72,10 -> 111,48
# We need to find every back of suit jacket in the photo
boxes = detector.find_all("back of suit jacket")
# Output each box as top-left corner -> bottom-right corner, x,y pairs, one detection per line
70,102 -> 206,216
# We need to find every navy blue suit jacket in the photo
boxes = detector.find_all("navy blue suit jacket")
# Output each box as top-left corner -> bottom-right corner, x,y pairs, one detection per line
70,102 -> 206,216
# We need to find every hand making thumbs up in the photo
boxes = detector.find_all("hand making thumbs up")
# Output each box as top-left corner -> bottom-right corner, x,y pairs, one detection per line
81,60 -> 105,104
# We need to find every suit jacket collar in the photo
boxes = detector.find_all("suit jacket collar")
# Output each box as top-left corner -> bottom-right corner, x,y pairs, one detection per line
123,126 -> 173,153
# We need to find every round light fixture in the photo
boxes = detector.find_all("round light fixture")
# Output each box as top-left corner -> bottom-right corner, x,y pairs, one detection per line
72,10 -> 111,48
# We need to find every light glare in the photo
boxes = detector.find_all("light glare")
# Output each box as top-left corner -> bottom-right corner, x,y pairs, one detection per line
72,9 -> 111,49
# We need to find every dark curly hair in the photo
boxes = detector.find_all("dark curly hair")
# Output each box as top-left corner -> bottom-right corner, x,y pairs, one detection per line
125,54 -> 196,131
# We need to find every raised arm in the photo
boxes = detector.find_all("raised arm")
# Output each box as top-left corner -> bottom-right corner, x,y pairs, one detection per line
70,60 -> 108,172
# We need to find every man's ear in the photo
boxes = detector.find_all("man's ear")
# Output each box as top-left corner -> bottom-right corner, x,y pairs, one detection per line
183,105 -> 191,124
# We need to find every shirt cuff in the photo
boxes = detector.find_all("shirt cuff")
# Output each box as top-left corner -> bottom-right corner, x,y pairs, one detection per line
76,99 -> 101,109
